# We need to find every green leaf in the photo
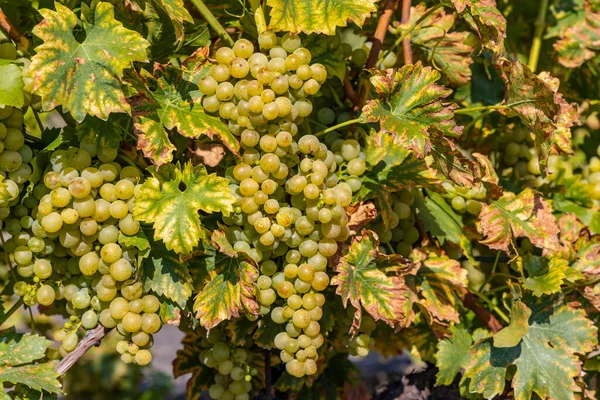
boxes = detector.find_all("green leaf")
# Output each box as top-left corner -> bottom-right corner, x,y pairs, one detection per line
26,2 -> 150,121
74,115 -> 124,149
142,250 -> 193,308
553,2 -> 600,68
407,252 -> 468,325
357,177 -> 396,229
464,295 -> 598,400
131,58 -> 239,165
493,301 -> 531,348
154,0 -> 193,23
447,0 -> 506,54
0,330 -> 60,393
331,230 -> 415,333
193,230 -> 259,330
496,59 -> 576,174
521,255 -> 583,296
134,162 -> 236,254
0,63 -> 24,107
118,230 -> 151,255
361,63 -> 463,157
414,190 -> 472,257
302,34 -> 346,81
435,326 -> 474,385
478,188 -> 560,254
266,0 -> 377,35
408,4 -> 475,86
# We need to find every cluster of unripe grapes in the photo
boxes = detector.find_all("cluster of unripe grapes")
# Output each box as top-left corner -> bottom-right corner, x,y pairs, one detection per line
198,329 -> 258,400
8,145 -> 161,365
440,181 -> 485,216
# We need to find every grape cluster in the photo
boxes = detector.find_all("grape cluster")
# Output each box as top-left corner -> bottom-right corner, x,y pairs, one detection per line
203,33 -> 361,377
198,329 -> 258,400
440,181 -> 485,216
8,146 -> 161,366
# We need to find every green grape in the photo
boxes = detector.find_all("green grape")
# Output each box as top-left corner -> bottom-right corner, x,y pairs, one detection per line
63,332 -> 79,352
451,196 -> 466,212
134,349 -> 152,366
36,285 -> 56,306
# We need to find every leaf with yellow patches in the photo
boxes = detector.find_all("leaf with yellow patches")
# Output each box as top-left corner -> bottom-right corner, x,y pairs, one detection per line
26,2 -> 150,121
521,254 -> 583,297
142,249 -> 193,308
134,162 -> 236,254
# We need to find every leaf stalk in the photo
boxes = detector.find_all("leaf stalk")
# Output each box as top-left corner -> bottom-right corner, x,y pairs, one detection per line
527,0 -> 549,72
190,0 -> 234,46
314,118 -> 361,137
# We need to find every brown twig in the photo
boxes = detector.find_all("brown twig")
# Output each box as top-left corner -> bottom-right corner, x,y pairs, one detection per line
55,326 -> 110,375
461,290 -> 503,333
343,75 -> 358,107
0,9 -> 30,54
400,0 -> 413,64
357,0 -> 400,110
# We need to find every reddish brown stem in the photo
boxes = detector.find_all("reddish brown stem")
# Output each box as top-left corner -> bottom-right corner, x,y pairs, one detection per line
343,75 -> 358,107
401,0 -> 413,64
55,326 -> 110,375
0,9 -> 30,54
461,290 -> 503,333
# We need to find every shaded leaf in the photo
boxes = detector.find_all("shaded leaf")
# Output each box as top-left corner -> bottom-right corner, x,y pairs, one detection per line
478,188 -> 559,254
407,4 -> 475,85
74,115 -> 124,149
331,230 -> 416,334
142,250 -> 193,308
26,2 -> 150,121
464,295 -> 598,400
0,63 -> 24,107
134,162 -> 236,254
496,59 -> 576,174
266,0 -> 377,35
435,326 -> 474,385
118,231 -> 151,255
493,301 -> 531,348
361,63 -> 462,158
302,34 -> 346,81
193,231 -> 259,330
131,56 -> 239,165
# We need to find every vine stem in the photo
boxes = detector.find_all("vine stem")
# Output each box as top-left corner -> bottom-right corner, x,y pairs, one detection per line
527,0 -> 549,72
470,290 -> 510,324
454,99 -> 541,114
379,4 -> 442,65
190,0 -> 234,46
461,290 -> 503,332
1,299 -> 24,327
400,0 -> 413,65
55,325 -> 110,375
0,9 -> 30,55
314,118 -> 361,137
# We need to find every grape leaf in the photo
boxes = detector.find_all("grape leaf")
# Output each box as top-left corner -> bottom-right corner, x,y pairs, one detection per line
142,250 -> 193,308
572,242 -> 600,274
0,175 -> 12,203
521,255 -> 583,296
407,252 -> 468,325
446,0 -> 506,53
464,295 -> 598,400
134,162 -> 236,254
493,301 -> 531,348
407,4 -> 475,86
0,330 -> 60,394
496,59 -> 576,175
478,188 -> 560,254
361,63 -> 463,158
331,230 -> 416,334
266,0 -> 377,35
173,331 -> 214,400
0,62 -> 24,107
356,178 -> 395,229
364,129 -> 411,168
435,326 -> 475,385
74,114 -> 124,149
154,0 -> 193,23
131,56 -> 239,165
194,230 -> 259,330
118,231 -> 151,255
554,1 -> 600,68
26,2 -> 150,122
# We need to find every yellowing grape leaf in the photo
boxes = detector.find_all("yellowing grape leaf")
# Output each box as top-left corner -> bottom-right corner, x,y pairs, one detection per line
0,330 -> 60,394
0,62 -> 24,107
154,0 -> 193,23
26,2 -> 150,122
407,4 -> 475,86
407,252 -> 468,326
361,63 -> 463,158
521,255 -> 583,297
464,295 -> 597,400
435,326 -> 479,385
142,250 -> 193,308
496,59 -> 576,175
134,162 -> 236,254
131,56 -> 239,165
194,230 -> 259,330
331,230 -> 416,334
266,0 -> 377,35
447,0 -> 506,53
554,1 -> 600,68
493,301 -> 531,348
364,129 -> 411,168
479,188 -> 560,254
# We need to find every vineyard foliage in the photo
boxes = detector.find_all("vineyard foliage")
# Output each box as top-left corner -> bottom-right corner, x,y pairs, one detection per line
1,0 -> 600,399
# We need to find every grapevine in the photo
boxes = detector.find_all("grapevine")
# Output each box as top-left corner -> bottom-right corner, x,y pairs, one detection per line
1,1 -> 600,400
